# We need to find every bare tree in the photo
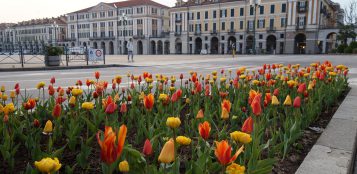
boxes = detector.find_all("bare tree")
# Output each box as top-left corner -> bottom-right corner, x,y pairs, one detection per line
344,0 -> 357,25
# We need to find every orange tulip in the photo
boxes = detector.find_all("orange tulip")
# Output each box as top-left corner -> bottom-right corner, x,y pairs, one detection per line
144,94 -> 154,111
96,125 -> 127,164
215,140 -> 244,165
251,94 -> 262,116
196,109 -> 204,119
221,99 -> 231,120
23,98 -> 36,110
158,138 -> 175,163
242,117 -> 253,134
198,121 -> 211,140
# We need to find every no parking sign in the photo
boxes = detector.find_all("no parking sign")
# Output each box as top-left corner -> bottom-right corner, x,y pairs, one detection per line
88,48 -> 104,62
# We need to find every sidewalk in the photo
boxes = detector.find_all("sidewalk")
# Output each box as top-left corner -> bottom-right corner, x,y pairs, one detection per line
296,85 -> 357,174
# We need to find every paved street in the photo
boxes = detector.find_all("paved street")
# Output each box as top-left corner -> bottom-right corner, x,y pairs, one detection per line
1,54 -> 357,96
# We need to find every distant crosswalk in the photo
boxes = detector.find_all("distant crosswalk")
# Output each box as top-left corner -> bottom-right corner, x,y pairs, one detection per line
150,63 -> 261,72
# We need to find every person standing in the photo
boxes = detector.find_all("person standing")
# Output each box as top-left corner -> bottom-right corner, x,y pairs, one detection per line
231,43 -> 236,58
127,38 -> 134,62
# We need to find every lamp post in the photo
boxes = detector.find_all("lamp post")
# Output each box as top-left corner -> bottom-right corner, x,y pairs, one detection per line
250,0 -> 261,55
51,21 -> 59,46
120,13 -> 128,54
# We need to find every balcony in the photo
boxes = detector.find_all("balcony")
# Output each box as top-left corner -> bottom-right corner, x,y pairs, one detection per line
228,29 -> 236,35
89,36 -> 115,41
246,28 -> 254,34
297,4 -> 308,13
296,25 -> 306,31
64,38 -> 76,42
194,31 -> 201,36
150,32 -> 170,38
210,30 -> 218,35
133,35 -> 145,39
174,32 -> 181,37
266,27 -> 276,33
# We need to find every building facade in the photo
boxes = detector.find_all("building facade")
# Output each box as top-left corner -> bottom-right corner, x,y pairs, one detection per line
170,0 -> 343,54
66,0 -> 170,55
0,17 -> 67,53
0,0 -> 343,55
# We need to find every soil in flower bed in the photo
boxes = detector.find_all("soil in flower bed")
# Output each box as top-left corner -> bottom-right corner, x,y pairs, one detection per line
272,87 -> 351,174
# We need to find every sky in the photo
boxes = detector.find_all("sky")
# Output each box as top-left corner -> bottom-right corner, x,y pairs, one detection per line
0,0 -> 350,23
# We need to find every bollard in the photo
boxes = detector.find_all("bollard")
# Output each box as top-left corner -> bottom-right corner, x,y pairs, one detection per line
20,46 -> 24,68
85,46 -> 89,66
65,46 -> 69,67
103,50 -> 106,65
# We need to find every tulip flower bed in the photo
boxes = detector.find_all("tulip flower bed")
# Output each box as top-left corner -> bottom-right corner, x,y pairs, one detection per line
0,61 -> 349,174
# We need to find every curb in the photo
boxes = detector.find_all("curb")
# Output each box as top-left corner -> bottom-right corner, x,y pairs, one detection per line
0,64 -> 136,72
295,86 -> 357,174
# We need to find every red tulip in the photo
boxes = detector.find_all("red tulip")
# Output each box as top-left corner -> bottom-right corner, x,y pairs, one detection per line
33,119 -> 40,127
215,140 -> 244,166
297,83 -> 306,94
251,94 -> 262,116
76,80 -> 83,86
112,83 -> 116,90
293,96 -> 301,108
14,83 -> 19,89
143,139 -> 153,156
144,94 -> 154,111
50,77 -> 56,84
95,71 -> 100,80
120,103 -> 127,113
242,116 -> 253,133
23,98 -> 36,110
52,104 -> 62,118
180,73 -> 183,79
105,102 -> 117,114
273,88 -> 279,96
48,85 -> 55,96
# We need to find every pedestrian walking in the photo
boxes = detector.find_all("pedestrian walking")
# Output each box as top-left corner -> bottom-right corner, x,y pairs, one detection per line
127,38 -> 134,62
231,43 -> 236,58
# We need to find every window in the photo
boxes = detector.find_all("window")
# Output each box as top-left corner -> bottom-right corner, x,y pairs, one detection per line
280,34 -> 284,39
258,19 -> 265,28
100,12 -> 105,18
92,13 -> 97,18
152,8 -> 157,14
240,8 -> 244,16
259,34 -> 263,39
230,22 -> 234,30
70,16 -> 75,20
93,32 -> 97,37
240,21 -> 243,29
282,4 -> 286,13
109,31 -> 114,37
197,12 -> 200,20
108,11 -> 114,17
205,23 -> 208,31
298,16 -> 306,26
137,7 -> 143,14
269,19 -> 274,28
137,19 -> 143,25
270,5 -> 275,14
86,14 -> 90,18
248,21 -> 253,30
213,23 -> 217,31
205,11 -> 208,19
260,6 -> 264,15
100,22 -> 105,27
213,10 -> 217,18
222,22 -> 225,30
100,31 -> 105,37
280,18 -> 286,27
189,24 -> 194,32
108,22 -> 114,27
231,9 -> 235,17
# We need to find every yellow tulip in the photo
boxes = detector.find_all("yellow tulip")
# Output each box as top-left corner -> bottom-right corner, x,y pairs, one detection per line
166,117 -> 181,129
81,102 -> 94,110
0,104 -> 3,113
252,80 -> 260,85
221,108 -> 229,120
1,85 -> 5,92
2,94 -> 8,101
3,103 -> 15,115
176,136 -> 191,145
271,96 -> 280,105
36,82 -> 45,89
220,77 -> 227,83
69,96 -> 76,106
159,94 -> 168,101
43,120 -> 53,134
226,162 -> 245,174
118,160 -> 129,172
283,95 -> 292,106
158,138 -> 175,163
34,157 -> 61,173
230,131 -> 252,144
10,91 -> 15,99
71,88 -> 83,96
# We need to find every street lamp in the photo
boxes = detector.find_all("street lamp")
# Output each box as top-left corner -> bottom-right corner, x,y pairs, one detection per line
250,0 -> 261,55
51,21 -> 59,46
